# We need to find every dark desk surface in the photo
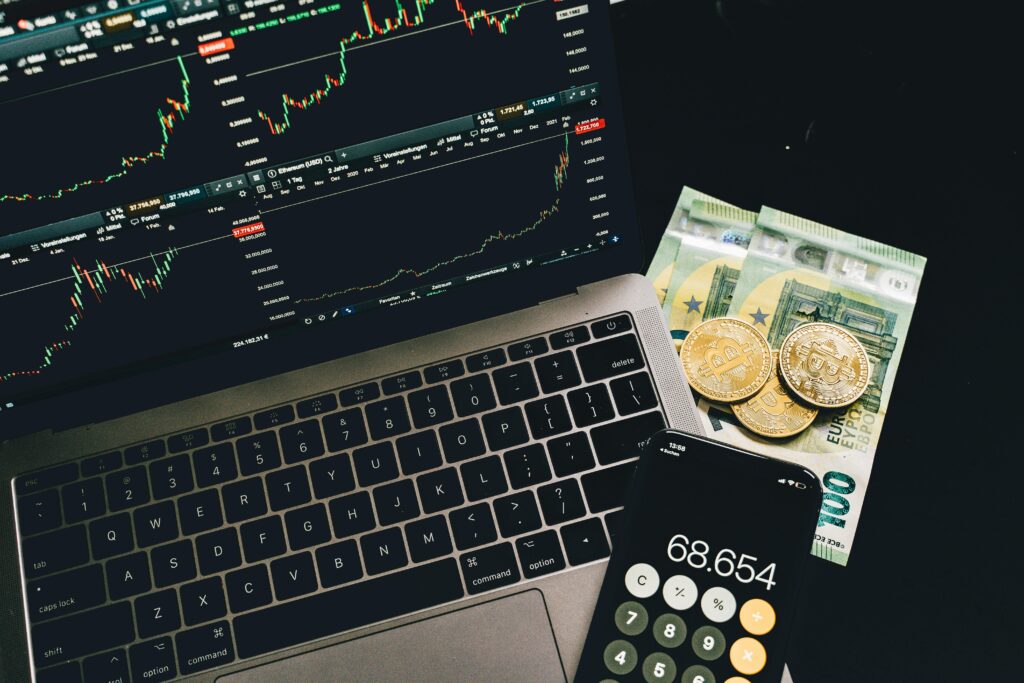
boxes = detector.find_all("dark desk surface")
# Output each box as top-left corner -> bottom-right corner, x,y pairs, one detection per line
611,1 -> 1019,679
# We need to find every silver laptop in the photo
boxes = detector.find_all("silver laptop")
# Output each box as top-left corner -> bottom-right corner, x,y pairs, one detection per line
0,0 -> 702,680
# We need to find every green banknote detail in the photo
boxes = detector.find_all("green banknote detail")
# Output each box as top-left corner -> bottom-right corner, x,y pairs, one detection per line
645,187 -> 736,305
662,200 -> 755,340
705,206 -> 926,565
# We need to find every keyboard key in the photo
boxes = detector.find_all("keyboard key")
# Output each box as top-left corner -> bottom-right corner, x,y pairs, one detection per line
365,396 -> 411,440
450,503 -> 497,550
360,527 -> 408,575
27,564 -> 105,623
223,477 -> 269,523
82,452 -> 122,477
591,314 -> 633,339
560,517 -> 610,565
151,539 -> 197,587
180,577 -> 227,625
285,504 -> 331,550
466,348 -> 507,371
254,405 -> 294,430
503,444 -> 552,489
534,351 -> 582,393
353,442 -> 399,487
508,337 -> 548,360
226,564 -> 273,613
18,489 -> 62,535
16,462 -> 78,496
232,559 -> 463,659
82,649 -> 128,683
396,430 -> 443,475
460,542 -> 520,595
417,467 -> 464,514
577,334 -> 646,382
537,479 -> 587,525
373,480 -> 420,526
309,454 -> 356,498
516,530 -> 566,579
439,418 -> 485,462
339,382 -> 380,406
550,325 -> 590,349
177,489 -> 223,535
407,385 -> 454,428
134,589 -> 181,638
424,359 -> 465,383
582,462 -> 636,513
236,432 -> 282,475
280,420 -> 325,464
494,491 -> 542,538
315,540 -> 363,588
322,408 -> 369,452
89,514 -> 133,561
271,552 -> 319,600
106,551 -> 151,599
211,416 -> 252,441
105,466 -> 150,511
130,637 -> 177,682
592,411 -> 666,465
567,384 -> 615,427
548,432 -> 596,477
450,375 -> 497,416
297,393 -> 337,418
23,525 -> 89,579
176,621 -> 235,675
405,515 -> 453,563
125,440 -> 166,465
493,363 -> 540,405
461,456 -> 508,501
610,372 -> 659,415
31,602 -> 134,666
266,465 -> 312,511
525,396 -> 572,439
196,528 -> 242,574
168,428 -> 209,453
192,443 -> 237,487
149,454 -> 194,499
329,491 -> 376,538
482,406 -> 529,451
133,501 -> 179,547
382,371 -> 422,394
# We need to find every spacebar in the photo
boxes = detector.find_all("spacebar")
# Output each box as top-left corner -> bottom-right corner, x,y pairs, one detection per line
233,558 -> 464,659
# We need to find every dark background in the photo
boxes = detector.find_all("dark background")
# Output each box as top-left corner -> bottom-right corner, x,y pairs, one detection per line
611,0 -> 1019,680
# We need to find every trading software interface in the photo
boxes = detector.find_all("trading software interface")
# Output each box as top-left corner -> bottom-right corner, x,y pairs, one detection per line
0,0 -> 634,412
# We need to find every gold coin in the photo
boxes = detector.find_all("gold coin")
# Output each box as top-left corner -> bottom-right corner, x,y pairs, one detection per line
731,352 -> 818,438
778,322 -> 870,408
679,318 -> 772,402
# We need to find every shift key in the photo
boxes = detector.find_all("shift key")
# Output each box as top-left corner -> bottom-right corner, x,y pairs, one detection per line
32,602 -> 134,665
576,334 -> 645,382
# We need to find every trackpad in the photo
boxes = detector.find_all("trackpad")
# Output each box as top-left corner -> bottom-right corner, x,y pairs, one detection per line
220,589 -> 565,682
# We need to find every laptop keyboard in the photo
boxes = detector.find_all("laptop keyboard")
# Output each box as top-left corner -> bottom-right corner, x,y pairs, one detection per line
14,314 -> 666,681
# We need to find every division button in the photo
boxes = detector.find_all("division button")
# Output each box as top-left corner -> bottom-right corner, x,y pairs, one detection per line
729,637 -> 767,676
738,598 -> 776,636
661,574 -> 698,611
613,600 -> 648,636
624,562 -> 659,598
700,585 -> 736,623
603,639 -> 638,676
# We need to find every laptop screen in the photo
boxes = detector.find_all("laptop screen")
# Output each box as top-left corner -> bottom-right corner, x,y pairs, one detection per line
0,0 -> 641,436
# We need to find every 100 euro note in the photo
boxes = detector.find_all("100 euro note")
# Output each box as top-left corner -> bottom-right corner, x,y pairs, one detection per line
645,187 -> 736,305
705,207 -> 926,565
663,199 -> 755,340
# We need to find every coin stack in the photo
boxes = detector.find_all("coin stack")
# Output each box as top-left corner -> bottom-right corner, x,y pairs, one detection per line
678,319 -> 870,439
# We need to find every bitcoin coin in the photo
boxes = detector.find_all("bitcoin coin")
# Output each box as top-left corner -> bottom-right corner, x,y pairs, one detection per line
679,318 -> 772,402
778,323 -> 870,408
732,352 -> 818,437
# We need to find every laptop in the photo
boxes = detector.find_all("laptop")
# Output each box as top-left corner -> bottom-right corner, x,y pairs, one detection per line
0,0 -> 702,680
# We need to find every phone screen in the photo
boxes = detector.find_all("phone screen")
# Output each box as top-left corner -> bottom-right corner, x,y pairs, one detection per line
574,430 -> 821,683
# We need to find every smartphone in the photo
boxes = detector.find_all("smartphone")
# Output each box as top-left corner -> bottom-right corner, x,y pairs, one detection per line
573,429 -> 821,683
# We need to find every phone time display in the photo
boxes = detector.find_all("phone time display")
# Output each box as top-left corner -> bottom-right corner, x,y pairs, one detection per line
666,534 -> 778,591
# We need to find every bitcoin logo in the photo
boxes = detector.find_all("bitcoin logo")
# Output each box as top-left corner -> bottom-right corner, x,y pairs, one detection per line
798,340 -> 856,386
700,338 -> 753,381
733,352 -> 818,437
680,318 -> 771,402
779,323 -> 870,408
749,379 -> 789,416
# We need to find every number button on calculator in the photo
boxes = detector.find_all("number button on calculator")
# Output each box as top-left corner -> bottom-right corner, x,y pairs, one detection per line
615,601 -> 649,636
604,639 -> 639,675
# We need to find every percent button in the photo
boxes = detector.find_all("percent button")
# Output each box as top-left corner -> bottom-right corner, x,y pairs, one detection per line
700,586 -> 736,623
